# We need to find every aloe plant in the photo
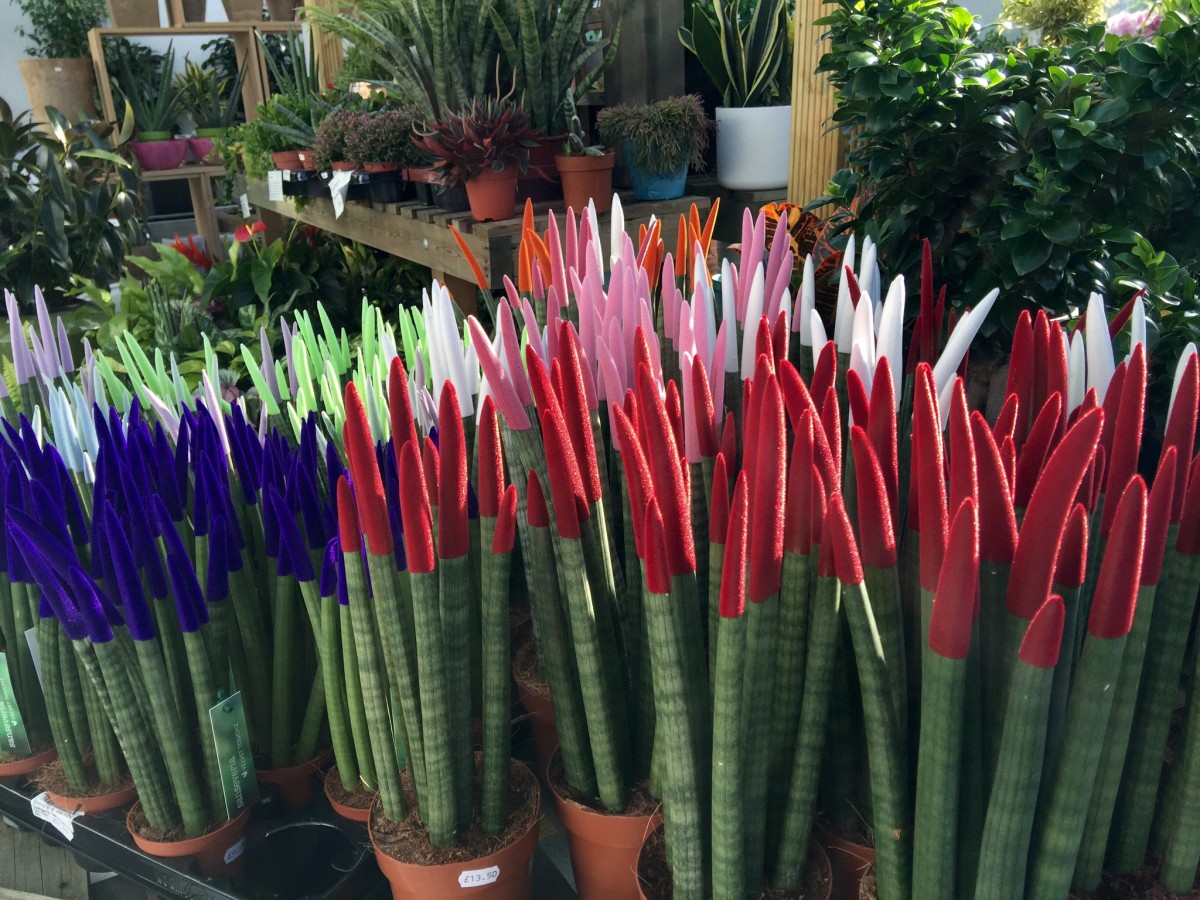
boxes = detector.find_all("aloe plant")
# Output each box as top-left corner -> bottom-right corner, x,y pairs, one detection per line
117,42 -> 181,135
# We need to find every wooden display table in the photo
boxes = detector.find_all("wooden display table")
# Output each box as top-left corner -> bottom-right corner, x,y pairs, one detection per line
142,164 -> 227,262
245,179 -> 711,310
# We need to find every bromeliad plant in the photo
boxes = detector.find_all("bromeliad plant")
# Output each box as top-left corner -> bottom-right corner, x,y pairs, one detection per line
414,97 -> 539,186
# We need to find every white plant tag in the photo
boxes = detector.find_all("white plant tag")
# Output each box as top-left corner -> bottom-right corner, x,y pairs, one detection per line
31,792 -> 82,840
329,171 -> 354,219
267,171 -> 284,201
239,194 -> 251,218
458,866 -> 500,889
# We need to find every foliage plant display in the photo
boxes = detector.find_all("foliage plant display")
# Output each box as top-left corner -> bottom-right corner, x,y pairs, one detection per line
817,0 -> 1200,394
16,0 -> 106,58
0,101 -> 142,307
414,97 -> 538,186
175,58 -> 248,131
679,0 -> 793,107
118,42 -> 182,137
313,109 -> 360,170
232,94 -> 324,178
1002,0 -> 1105,43
596,95 -> 712,176
488,0 -> 629,136
345,108 -> 422,170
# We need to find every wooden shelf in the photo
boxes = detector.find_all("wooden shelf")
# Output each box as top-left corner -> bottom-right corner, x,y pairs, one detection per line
139,164 -> 226,182
94,21 -> 299,36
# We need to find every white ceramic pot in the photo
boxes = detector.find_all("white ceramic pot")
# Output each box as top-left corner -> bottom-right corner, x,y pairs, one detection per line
715,104 -> 793,191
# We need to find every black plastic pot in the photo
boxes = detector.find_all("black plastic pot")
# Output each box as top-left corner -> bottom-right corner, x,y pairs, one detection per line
432,182 -> 470,212
362,171 -> 412,205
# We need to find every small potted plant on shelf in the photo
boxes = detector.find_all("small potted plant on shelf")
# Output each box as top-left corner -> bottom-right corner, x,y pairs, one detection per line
346,107 -> 422,204
314,108 -> 360,172
118,42 -> 187,171
415,96 -> 538,222
679,0 -> 793,190
15,0 -> 104,124
596,95 -> 712,201
555,102 -> 615,214
176,58 -> 247,165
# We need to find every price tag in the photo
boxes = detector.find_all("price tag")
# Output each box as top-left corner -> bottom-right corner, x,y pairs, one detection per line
239,193 -> 251,218
0,653 -> 30,757
24,629 -> 42,689
267,171 -> 284,202
208,692 -> 258,819
329,171 -> 354,219
31,793 -> 82,840
458,866 -> 500,889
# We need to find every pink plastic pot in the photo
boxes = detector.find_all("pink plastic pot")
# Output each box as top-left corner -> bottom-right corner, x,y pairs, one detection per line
188,137 -> 218,164
131,139 -> 188,171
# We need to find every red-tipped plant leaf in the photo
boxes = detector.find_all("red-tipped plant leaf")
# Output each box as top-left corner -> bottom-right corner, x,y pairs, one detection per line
1176,453 -> 1200,556
692,356 -> 719,458
559,323 -> 603,502
1142,449 -> 1176,587
811,342 -> 837,408
970,412 -> 1018,565
613,406 -> 654,557
437,384 -> 469,559
477,396 -> 504,519
847,369 -> 870,431
398,440 -> 434,574
336,476 -> 362,554
636,363 -> 695,574
644,498 -> 671,595
710,453 -> 730,545
827,493 -> 864,585
1005,311 -> 1034,449
422,436 -> 440,508
851,425 -> 897,569
1161,355 -> 1199,523
993,393 -> 1020,448
1088,477 -> 1146,638
868,358 -> 899,517
785,413 -> 817,555
928,499 -> 980,659
914,364 -> 947,591
389,357 -> 419,463
948,380 -> 976,513
1102,345 -> 1147,538
1013,393 -> 1063,509
1019,595 -> 1066,668
494,485 -> 518,554
720,474 -> 750,618
749,373 -> 786,601
342,383 -> 393,556
1055,504 -> 1089,590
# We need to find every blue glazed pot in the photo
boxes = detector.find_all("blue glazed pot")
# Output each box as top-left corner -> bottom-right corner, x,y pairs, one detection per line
622,141 -> 688,200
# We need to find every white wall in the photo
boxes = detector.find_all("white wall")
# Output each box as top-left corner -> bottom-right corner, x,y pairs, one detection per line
961,0 -> 1004,26
1,0 -> 235,119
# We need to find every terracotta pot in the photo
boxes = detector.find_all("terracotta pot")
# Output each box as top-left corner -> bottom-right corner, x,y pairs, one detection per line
131,139 -> 188,171
551,751 -> 660,900
330,161 -> 357,172
513,647 -> 557,782
815,819 -> 876,900
323,767 -> 373,824
555,152 -> 615,215
525,134 -> 565,183
127,805 -> 251,880
0,746 -> 56,783
107,0 -> 159,27
265,0 -> 297,19
46,781 -> 137,815
18,58 -> 96,127
272,150 -> 303,171
362,162 -> 400,174
465,168 -> 518,222
296,148 -> 318,171
180,0 -> 206,21
258,751 -> 330,813
222,0 -> 262,20
368,766 -> 540,900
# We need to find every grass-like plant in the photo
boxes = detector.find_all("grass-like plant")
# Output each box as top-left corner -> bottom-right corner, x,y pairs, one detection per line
596,95 -> 712,175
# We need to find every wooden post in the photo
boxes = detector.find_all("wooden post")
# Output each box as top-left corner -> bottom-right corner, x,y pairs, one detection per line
787,0 -> 842,207
605,0 -> 686,107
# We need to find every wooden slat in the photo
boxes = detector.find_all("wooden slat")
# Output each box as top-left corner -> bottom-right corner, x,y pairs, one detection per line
787,0 -> 843,207
139,164 -> 226,182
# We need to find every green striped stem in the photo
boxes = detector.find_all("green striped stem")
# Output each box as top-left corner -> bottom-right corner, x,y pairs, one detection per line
228,566 -> 272,749
150,541 -> 192,719
317,586 -> 355,789
691,461 -> 711,624
468,524 -> 483,716
345,554 -> 404,821
36,619 -> 88,790
79,658 -> 122,787
645,579 -> 708,900
773,561 -> 840,891
620,470 -> 655,782
439,553 -> 475,834
865,564 -> 906,748
1158,624 -> 1200,892
181,630 -> 224,815
8,582 -> 48,746
367,558 -> 426,801
78,638 -> 174,826
56,619 -> 92,765
556,532 -> 629,811
132,636 -> 208,834
767,551 -> 811,849
841,576 -> 911,900
1074,582 -> 1160,889
707,539 -> 724,699
1025,631 -> 1128,900
1109,551 -> 1200,871
481,517 -> 513,835
270,578 -> 297,767
502,427 -> 595,796
973,648 -> 1056,900
957,629 -> 986,899
294,664 -> 326,763
1041,580 -> 1082,791
408,565 -> 458,846
741,591 -> 780,890
711,608 -> 747,899
340,602 -> 371,791
912,652 -> 967,899
983,608 -> 1028,786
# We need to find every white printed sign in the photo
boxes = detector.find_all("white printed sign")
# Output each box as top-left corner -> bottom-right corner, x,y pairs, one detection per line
458,866 -> 500,889
31,792 -> 82,840
329,171 -> 354,219
267,171 -> 284,202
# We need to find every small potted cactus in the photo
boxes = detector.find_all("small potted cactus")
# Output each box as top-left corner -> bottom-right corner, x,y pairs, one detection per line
555,102 -> 615,214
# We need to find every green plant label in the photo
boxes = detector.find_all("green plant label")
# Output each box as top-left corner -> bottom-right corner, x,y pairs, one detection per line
0,653 -> 30,758
208,691 -> 258,819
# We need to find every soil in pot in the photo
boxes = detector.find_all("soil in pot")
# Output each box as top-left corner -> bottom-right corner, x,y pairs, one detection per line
550,750 -> 659,900
370,758 -> 540,900
556,151 -> 615,215
637,821 -> 833,900
127,803 -> 251,881
37,757 -> 137,815
324,766 -> 375,824
465,168 -> 518,222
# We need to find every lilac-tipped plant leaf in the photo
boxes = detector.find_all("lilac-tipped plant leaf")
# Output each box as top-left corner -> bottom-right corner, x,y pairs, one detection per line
67,567 -> 117,644
99,503 -> 156,641
320,538 -> 338,598
9,527 -> 85,640
269,486 -> 314,582
206,515 -> 230,604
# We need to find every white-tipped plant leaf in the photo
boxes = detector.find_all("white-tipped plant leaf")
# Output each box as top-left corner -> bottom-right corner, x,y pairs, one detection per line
1085,292 -> 1116,403
932,288 -> 998,398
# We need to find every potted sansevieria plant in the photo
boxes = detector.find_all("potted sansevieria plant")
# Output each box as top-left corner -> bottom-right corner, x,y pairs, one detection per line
680,0 -> 793,189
